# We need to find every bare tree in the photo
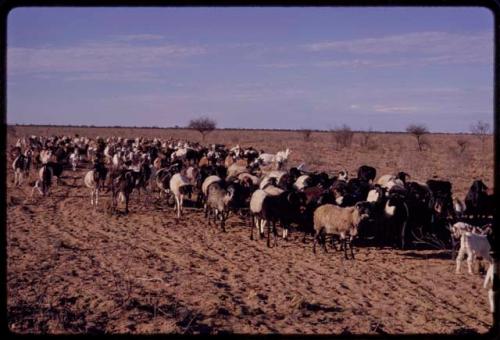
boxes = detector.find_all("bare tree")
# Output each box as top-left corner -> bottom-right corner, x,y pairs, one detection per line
470,120 -> 491,152
188,116 -> 217,142
331,124 -> 354,149
406,123 -> 429,151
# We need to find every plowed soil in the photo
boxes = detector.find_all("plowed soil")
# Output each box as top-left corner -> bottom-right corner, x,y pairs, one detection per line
6,126 -> 494,334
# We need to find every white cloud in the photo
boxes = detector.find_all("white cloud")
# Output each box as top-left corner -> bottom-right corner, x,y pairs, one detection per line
304,31 -> 491,55
8,39 -> 206,79
257,62 -> 301,69
373,105 -> 418,113
111,34 -> 164,42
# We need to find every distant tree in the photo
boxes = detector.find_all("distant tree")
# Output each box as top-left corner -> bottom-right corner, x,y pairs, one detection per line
188,116 -> 217,141
301,129 -> 312,142
470,120 -> 491,152
406,123 -> 429,151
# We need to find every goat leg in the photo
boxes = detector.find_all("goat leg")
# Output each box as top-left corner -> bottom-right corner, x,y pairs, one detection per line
343,239 -> 349,259
250,216 -> 255,240
313,232 -> 318,254
273,221 -> 278,247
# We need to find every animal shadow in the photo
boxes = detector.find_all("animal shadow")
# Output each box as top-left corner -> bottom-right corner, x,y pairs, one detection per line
402,250 -> 452,260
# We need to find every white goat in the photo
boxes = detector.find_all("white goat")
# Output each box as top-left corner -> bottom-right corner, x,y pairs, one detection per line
452,222 -> 492,274
69,149 -> 80,171
169,172 -> 194,218
84,170 -> 100,208
256,148 -> 291,169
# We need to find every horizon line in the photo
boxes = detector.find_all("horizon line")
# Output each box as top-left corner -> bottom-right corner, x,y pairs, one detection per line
7,123 -> 490,136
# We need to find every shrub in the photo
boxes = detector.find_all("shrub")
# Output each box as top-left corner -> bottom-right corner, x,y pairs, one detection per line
331,124 -> 354,149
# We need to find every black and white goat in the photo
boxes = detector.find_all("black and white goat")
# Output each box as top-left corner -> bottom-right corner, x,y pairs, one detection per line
31,164 -> 53,197
12,154 -> 31,186
84,161 -> 108,208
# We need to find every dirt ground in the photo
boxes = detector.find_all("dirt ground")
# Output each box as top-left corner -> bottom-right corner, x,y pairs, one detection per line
6,125 -> 495,334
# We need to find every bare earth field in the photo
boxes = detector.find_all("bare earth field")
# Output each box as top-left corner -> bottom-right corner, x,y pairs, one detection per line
6,125 -> 495,334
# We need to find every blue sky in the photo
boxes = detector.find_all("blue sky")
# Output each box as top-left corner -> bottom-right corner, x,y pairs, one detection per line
7,7 -> 494,132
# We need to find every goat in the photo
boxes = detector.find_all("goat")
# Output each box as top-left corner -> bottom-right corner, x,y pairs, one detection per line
84,161 -> 108,208
69,149 -> 81,171
111,169 -> 135,214
451,222 -> 492,274
31,164 -> 53,197
12,154 -> 30,186
169,172 -> 194,218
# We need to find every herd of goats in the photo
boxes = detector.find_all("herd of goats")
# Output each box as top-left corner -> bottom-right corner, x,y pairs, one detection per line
9,134 -> 497,313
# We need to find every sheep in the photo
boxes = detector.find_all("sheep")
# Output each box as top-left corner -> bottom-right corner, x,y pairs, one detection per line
202,175 -> 222,196
236,172 -> 260,187
169,172 -> 194,218
227,163 -> 248,178
250,189 -> 272,241
312,202 -> 371,258
451,222 -> 492,274
376,172 -> 410,189
249,184 -> 286,242
199,175 -> 222,206
204,181 -> 234,232
249,187 -> 305,246
259,170 -> 289,190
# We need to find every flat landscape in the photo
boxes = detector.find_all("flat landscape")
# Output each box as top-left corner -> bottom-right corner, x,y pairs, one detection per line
6,125 -> 494,334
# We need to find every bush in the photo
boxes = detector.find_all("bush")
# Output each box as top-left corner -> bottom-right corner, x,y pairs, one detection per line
331,124 -> 354,149
300,129 -> 312,142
